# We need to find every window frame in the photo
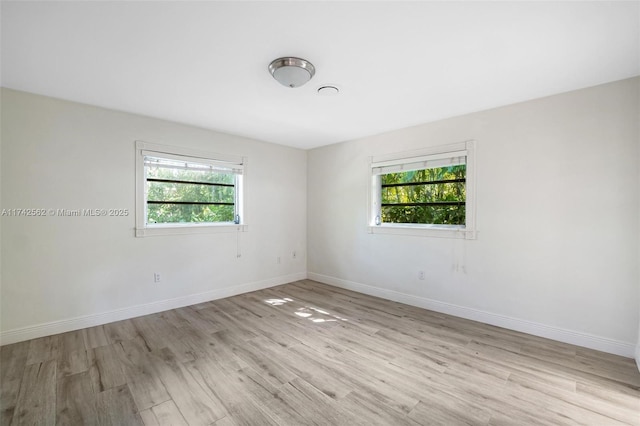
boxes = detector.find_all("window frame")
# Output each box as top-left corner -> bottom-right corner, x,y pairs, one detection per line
135,140 -> 247,237
368,140 -> 476,239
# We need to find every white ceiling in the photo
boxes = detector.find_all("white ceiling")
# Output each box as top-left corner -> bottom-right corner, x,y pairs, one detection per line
2,1 -> 639,149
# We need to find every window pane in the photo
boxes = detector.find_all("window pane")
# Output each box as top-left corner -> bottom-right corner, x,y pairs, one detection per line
147,204 -> 234,224
381,165 -> 466,225
146,163 -> 235,185
381,165 -> 466,185
147,181 -> 234,204
382,205 -> 465,225
145,157 -> 237,225
381,182 -> 465,204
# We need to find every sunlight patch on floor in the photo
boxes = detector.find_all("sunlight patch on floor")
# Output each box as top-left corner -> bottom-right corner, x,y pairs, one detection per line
296,306 -> 348,323
264,296 -> 349,323
264,297 -> 293,306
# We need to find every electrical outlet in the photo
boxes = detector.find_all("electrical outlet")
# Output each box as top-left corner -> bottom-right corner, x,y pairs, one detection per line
418,271 -> 425,280
154,273 -> 161,283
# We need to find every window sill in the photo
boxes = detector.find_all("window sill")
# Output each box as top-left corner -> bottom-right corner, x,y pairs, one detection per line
367,224 -> 475,239
136,223 -> 248,237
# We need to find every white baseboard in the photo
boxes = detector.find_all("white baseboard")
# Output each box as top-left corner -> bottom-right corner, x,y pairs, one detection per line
0,272 -> 307,346
308,272 -> 636,359
636,344 -> 640,372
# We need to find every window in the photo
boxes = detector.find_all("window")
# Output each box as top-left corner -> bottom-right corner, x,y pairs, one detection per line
136,141 -> 246,237
369,140 -> 476,239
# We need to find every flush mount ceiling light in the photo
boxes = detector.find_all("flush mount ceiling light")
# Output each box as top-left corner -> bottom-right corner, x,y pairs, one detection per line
268,57 -> 315,88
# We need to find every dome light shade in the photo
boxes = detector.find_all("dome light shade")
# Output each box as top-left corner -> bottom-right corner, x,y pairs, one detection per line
268,57 -> 315,88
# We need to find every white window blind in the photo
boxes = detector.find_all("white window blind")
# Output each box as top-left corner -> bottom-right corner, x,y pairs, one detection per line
142,151 -> 244,175
371,150 -> 467,175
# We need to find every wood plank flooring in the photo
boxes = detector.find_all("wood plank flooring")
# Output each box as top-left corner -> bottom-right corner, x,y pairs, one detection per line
1,280 -> 639,425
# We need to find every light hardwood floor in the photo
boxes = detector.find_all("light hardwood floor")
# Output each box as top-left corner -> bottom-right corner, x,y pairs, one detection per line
1,280 -> 639,425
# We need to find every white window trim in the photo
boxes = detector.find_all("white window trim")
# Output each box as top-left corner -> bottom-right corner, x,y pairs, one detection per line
367,140 -> 476,240
135,140 -> 248,237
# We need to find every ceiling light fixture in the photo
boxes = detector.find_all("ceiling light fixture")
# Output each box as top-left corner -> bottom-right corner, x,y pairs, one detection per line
268,57 -> 315,88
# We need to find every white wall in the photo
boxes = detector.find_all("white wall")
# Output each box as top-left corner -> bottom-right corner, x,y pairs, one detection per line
0,90 -> 3,333
0,88 -> 307,343
637,77 -> 640,370
308,78 -> 640,357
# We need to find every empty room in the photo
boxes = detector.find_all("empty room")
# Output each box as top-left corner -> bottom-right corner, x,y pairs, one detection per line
1,1 -> 639,425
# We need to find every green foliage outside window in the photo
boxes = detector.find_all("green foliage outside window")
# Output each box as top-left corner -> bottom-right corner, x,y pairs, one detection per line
381,165 -> 466,225
146,166 -> 235,224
